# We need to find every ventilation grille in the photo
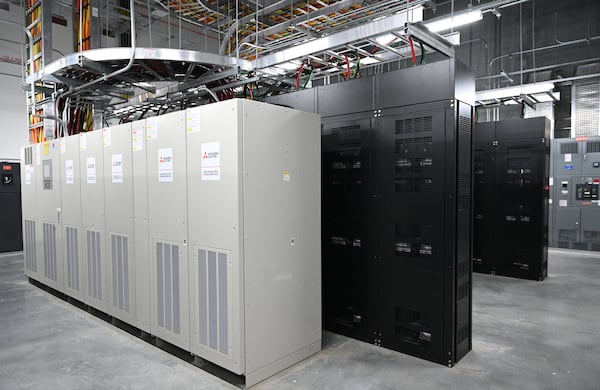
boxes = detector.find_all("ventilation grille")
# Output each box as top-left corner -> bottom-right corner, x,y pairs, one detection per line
66,227 -> 79,290
331,124 -> 361,141
43,223 -> 57,281
86,230 -> 102,300
457,173 -> 470,188
584,230 -> 600,242
394,137 -> 432,153
111,234 -> 130,312
558,229 -> 577,241
395,157 -> 433,173
198,248 -> 229,355
394,224 -> 433,258
24,220 -> 36,272
395,177 -> 433,193
157,242 -> 181,334
24,146 -> 33,165
394,308 -> 431,345
560,143 -> 578,154
574,80 -> 600,138
395,116 -> 432,134
459,115 -> 471,134
586,141 -> 600,153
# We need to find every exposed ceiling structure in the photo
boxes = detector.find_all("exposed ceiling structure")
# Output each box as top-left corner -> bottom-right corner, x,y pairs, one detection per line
14,0 -> 598,126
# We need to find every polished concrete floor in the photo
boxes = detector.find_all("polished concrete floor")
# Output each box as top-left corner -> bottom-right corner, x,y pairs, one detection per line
1,248 -> 599,389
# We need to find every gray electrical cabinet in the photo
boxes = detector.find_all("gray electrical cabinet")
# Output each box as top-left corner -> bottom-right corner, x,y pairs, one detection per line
38,140 -> 64,292
550,137 -> 600,250
103,124 -> 137,325
21,144 -> 39,280
21,99 -> 321,387
185,100 -> 321,385
79,131 -> 107,310
60,135 -> 85,300
145,111 -> 190,350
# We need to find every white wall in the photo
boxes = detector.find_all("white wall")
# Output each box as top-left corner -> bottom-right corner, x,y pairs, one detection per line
0,3 -> 28,160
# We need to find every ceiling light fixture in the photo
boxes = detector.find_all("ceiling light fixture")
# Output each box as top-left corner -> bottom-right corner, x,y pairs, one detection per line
425,9 -> 483,33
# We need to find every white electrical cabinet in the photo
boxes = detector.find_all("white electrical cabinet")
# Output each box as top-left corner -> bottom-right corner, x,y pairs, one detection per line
186,100 -> 321,386
21,99 -> 321,387
21,144 -> 39,280
103,124 -> 137,325
60,135 -> 85,300
38,139 -> 63,292
146,111 -> 190,350
79,131 -> 107,311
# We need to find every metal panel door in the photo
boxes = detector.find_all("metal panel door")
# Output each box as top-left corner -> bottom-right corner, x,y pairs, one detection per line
60,135 -> 85,300
80,131 -> 107,311
146,111 -> 190,350
555,208 -> 580,249
104,124 -> 137,326
378,103 -> 450,364
321,113 -> 378,345
38,139 -> 64,292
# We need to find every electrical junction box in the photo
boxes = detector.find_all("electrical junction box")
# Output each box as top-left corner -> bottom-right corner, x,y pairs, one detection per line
185,99 -> 321,386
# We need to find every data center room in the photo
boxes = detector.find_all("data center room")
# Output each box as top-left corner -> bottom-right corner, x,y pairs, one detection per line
1,0 -> 600,389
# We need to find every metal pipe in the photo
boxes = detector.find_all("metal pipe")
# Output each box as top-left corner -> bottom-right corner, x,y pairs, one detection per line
477,57 -> 600,80
196,85 -> 219,102
489,35 -> 600,71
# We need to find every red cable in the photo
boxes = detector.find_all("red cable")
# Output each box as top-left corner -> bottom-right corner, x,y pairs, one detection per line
343,54 -> 351,79
296,63 -> 306,89
409,36 -> 417,65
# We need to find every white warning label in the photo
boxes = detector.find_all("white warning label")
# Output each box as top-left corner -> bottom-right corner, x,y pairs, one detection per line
158,148 -> 173,182
86,157 -> 96,184
201,142 -> 220,181
112,153 -> 123,183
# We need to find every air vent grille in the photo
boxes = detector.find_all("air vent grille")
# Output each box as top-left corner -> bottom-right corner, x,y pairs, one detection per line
87,230 -> 102,300
586,141 -> 600,153
66,227 -> 79,290
43,223 -> 57,281
560,143 -> 578,154
24,220 -> 36,272
395,116 -> 432,134
198,248 -> 229,355
157,242 -> 181,334
111,234 -> 130,312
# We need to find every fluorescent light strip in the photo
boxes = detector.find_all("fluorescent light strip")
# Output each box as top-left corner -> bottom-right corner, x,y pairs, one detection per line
425,10 -> 483,33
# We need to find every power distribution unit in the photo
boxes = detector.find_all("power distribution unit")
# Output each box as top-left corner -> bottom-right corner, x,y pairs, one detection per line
266,59 -> 474,366
473,118 -> 550,281
0,162 -> 22,253
549,136 -> 600,251
21,99 -> 321,387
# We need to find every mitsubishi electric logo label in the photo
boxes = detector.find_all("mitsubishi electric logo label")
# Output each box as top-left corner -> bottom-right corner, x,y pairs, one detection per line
158,148 -> 174,183
201,142 -> 221,181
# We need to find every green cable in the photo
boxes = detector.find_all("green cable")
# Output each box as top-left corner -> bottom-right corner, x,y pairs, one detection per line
301,69 -> 314,89
354,50 -> 360,78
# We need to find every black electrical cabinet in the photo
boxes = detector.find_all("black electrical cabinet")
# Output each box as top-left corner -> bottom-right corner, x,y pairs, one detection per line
473,118 -> 550,281
0,162 -> 23,253
266,59 -> 474,366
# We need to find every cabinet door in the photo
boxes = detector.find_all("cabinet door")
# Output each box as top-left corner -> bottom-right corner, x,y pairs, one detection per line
377,103 -> 449,363
321,114 -> 377,343
494,139 -> 546,278
556,208 -> 581,249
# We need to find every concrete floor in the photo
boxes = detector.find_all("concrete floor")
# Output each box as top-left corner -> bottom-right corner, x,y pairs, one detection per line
1,249 -> 599,390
